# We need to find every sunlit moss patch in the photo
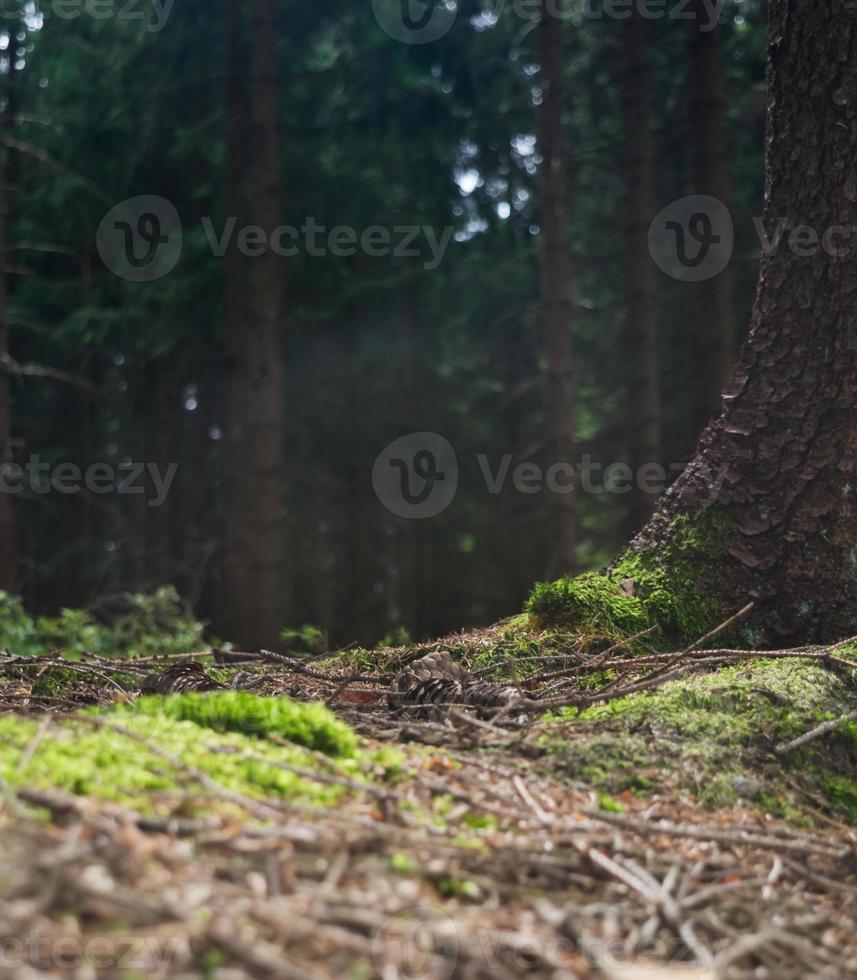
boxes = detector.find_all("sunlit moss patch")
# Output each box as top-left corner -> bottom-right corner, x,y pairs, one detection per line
126,691 -> 357,757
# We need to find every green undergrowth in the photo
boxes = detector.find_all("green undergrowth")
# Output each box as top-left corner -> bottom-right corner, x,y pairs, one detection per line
0,697 -> 400,816
527,513 -> 734,643
127,691 -> 357,757
541,659 -> 857,823
0,586 -> 205,659
312,614 -> 617,682
280,624 -> 328,657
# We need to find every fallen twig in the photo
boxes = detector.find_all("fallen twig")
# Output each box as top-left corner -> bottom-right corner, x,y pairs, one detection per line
775,708 -> 857,756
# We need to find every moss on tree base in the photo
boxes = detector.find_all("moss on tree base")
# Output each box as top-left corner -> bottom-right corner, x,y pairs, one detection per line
527,513 -> 739,643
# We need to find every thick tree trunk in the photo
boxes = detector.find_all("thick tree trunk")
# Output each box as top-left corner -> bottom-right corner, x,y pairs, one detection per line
538,0 -> 576,577
223,0 -> 286,648
0,62 -> 19,591
622,10 -> 660,533
633,2 -> 857,644
689,0 -> 735,425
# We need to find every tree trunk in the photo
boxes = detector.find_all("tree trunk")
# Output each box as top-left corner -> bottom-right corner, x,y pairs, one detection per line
538,0 -> 576,577
689,0 -> 735,425
223,0 -> 252,643
0,58 -> 19,592
633,2 -> 857,644
222,0 -> 286,648
623,10 -> 660,533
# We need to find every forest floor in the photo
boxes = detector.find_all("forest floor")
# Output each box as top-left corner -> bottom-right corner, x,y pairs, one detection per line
1,618 -> 857,979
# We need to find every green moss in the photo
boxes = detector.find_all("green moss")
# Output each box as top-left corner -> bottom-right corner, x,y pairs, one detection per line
466,627 -> 550,678
755,791 -> 811,825
462,812 -> 498,831
543,659 -> 857,823
596,792 -> 626,813
566,661 -> 852,744
528,574 -> 649,636
126,691 -> 357,757
0,711 -> 390,813
29,665 -> 89,697
698,775 -> 739,810
201,949 -> 227,977
437,877 -> 481,900
820,774 -> 857,820
527,512 -> 734,642
314,644 -> 395,676
313,620 -> 565,682
391,852 -> 418,874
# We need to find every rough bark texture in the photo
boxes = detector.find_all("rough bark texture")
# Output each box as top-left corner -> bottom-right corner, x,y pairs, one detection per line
223,0 -> 286,648
689,0 -> 735,425
0,63 -> 19,592
623,10 -> 661,533
538,0 -> 576,577
633,1 -> 857,644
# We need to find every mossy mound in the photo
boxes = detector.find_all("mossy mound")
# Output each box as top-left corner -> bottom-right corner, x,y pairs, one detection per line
0,693 -> 399,816
527,514 -> 733,642
542,659 -> 857,822
527,573 -> 650,636
129,691 -> 357,757
311,614 -> 559,682
0,710 -> 398,816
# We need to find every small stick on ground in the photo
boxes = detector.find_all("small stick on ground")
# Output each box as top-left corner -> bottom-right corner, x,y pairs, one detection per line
775,708 -> 857,756
646,602 -> 756,680
586,810 -> 850,859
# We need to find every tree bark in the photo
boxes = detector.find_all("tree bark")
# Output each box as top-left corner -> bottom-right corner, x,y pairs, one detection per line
622,10 -> 661,533
538,0 -> 576,577
689,0 -> 735,425
633,1 -> 857,644
222,0 -> 286,647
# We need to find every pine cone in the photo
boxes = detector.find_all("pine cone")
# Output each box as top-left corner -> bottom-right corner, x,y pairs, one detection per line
140,661 -> 225,696
460,680 -> 519,714
388,650 -> 524,721
388,651 -> 462,710
393,676 -> 464,719
229,670 -> 268,691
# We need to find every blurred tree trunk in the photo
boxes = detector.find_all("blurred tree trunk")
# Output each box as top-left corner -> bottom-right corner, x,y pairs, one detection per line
538,0 -> 576,577
689,0 -> 734,424
633,3 -> 857,643
146,362 -> 180,589
0,59 -> 19,591
623,9 -> 660,533
223,0 -> 286,647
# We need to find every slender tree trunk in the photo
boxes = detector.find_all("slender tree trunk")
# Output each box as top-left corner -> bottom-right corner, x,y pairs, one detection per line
223,0 -> 252,642
623,10 -> 660,533
689,0 -> 735,424
246,0 -> 286,645
538,0 -> 576,577
633,2 -> 857,644
0,59 -> 19,591
222,0 -> 286,647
